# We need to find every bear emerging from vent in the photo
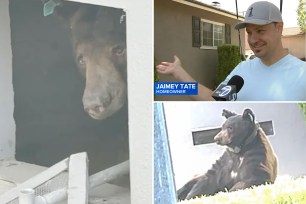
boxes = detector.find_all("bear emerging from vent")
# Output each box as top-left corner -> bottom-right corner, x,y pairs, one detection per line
53,1 -> 127,120
177,108 -> 278,200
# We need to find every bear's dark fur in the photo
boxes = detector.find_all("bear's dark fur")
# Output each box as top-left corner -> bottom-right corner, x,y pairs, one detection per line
177,108 -> 278,200
54,1 -> 127,120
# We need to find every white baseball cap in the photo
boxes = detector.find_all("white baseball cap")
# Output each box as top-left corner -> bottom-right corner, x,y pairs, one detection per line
235,1 -> 283,30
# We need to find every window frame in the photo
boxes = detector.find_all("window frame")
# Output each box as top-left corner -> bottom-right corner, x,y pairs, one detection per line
200,19 -> 225,50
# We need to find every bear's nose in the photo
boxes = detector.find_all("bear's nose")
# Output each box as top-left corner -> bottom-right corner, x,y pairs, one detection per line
214,134 -> 222,144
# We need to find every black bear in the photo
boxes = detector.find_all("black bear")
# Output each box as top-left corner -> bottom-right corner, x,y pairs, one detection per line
177,108 -> 278,200
53,1 -> 127,120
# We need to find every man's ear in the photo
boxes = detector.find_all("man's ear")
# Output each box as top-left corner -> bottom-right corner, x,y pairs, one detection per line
276,22 -> 283,33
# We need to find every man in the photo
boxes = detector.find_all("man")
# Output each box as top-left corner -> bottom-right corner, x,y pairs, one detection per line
156,1 -> 306,101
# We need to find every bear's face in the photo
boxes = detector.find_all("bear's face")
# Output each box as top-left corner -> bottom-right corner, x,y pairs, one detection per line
70,8 -> 127,120
54,2 -> 127,120
214,109 -> 256,147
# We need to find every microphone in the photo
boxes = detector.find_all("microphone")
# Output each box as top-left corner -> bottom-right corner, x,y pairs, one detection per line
212,75 -> 244,101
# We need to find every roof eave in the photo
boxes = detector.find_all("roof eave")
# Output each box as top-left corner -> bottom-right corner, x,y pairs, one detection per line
172,0 -> 244,21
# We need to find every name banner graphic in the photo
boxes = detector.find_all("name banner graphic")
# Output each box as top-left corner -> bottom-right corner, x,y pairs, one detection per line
154,82 -> 198,95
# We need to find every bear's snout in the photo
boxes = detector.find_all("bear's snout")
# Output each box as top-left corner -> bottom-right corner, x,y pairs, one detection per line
214,134 -> 222,144
214,130 -> 231,145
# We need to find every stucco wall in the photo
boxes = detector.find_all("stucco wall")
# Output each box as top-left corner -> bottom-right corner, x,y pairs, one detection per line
0,0 -> 15,160
282,35 -> 306,59
163,102 -> 306,189
155,0 -> 245,101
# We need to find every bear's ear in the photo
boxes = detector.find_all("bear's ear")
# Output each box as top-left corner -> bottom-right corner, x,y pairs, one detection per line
53,1 -> 80,18
222,109 -> 237,119
52,1 -> 81,28
242,108 -> 255,123
95,7 -> 126,32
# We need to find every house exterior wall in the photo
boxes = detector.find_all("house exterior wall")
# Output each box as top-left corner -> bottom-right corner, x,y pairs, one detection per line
0,0 -> 15,160
282,35 -> 306,59
155,0 -> 245,101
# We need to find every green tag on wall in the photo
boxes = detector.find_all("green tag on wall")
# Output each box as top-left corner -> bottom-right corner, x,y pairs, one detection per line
43,0 -> 58,16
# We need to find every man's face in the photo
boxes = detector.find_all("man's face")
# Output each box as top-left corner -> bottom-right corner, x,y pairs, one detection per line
246,23 -> 283,60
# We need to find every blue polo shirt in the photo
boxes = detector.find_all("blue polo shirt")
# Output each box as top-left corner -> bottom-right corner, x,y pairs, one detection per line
221,54 -> 306,101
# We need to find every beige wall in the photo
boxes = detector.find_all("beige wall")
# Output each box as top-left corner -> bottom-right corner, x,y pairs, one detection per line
282,35 -> 306,59
155,0 -> 245,101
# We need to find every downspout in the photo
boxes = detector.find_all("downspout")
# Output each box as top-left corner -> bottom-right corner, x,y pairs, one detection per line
19,188 -> 35,204
235,0 -> 242,54
280,0 -> 283,13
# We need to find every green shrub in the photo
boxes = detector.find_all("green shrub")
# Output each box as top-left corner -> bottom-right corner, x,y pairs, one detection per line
241,53 -> 246,61
154,56 -> 159,83
298,103 -> 306,122
154,56 -> 159,99
215,44 -> 242,87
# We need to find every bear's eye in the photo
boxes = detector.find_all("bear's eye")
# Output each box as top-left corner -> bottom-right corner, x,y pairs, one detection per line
112,46 -> 125,56
227,126 -> 233,131
77,54 -> 86,66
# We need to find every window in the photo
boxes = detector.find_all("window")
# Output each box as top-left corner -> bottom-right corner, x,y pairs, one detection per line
192,16 -> 230,49
201,20 -> 225,49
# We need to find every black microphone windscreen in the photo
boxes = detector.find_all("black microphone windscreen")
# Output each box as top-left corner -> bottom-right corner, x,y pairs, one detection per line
227,75 -> 244,93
